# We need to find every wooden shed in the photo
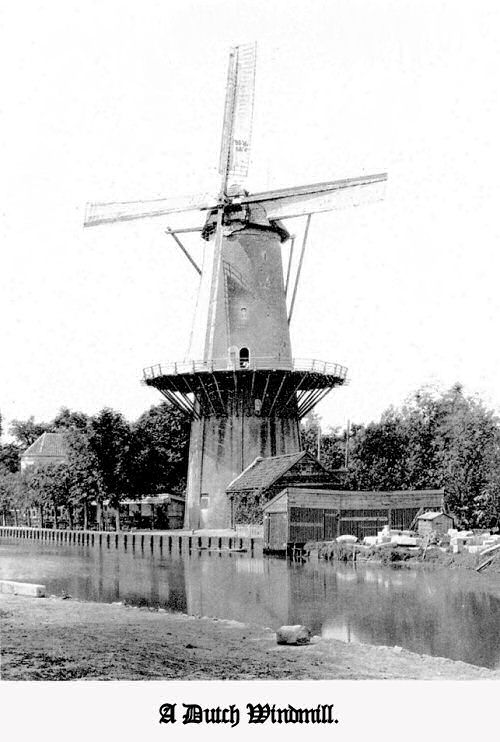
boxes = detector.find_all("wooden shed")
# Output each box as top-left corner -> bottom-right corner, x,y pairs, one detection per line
263,488 -> 339,552
417,511 -> 454,537
226,451 -> 339,527
263,486 -> 445,553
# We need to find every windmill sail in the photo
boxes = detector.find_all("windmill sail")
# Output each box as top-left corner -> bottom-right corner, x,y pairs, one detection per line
218,42 -> 257,195
84,192 -> 218,227
241,173 -> 388,220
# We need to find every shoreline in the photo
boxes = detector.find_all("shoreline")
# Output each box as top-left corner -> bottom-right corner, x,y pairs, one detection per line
308,541 -> 500,574
1,593 -> 498,681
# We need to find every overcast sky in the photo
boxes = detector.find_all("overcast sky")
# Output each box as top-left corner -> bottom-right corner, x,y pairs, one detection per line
1,0 -> 500,437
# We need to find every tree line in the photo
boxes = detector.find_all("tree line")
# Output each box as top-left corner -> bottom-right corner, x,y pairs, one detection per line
302,383 -> 500,530
1,383 -> 499,530
0,404 -> 189,529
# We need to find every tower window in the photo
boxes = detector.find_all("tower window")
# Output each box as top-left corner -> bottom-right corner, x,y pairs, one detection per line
239,347 -> 250,369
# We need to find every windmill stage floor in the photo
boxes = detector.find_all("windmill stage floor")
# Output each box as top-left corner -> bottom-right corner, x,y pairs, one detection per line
1,594 -> 497,681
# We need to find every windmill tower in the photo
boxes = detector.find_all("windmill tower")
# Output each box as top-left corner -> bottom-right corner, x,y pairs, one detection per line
85,43 -> 387,529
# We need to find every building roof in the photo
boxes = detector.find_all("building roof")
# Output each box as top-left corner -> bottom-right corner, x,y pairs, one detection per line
418,511 -> 447,521
122,494 -> 185,506
227,451 -> 314,494
21,432 -> 67,459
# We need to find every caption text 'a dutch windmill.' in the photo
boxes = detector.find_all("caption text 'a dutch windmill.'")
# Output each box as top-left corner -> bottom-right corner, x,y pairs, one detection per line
84,43 -> 387,529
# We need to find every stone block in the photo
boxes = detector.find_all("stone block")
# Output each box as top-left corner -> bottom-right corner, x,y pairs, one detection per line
276,624 -> 311,645
0,580 -> 46,597
466,545 -> 483,554
390,536 -> 418,546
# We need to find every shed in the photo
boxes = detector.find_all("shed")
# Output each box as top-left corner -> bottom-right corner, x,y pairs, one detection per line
226,451 -> 337,526
99,494 -> 185,530
263,487 -> 340,552
263,486 -> 446,553
417,511 -> 454,537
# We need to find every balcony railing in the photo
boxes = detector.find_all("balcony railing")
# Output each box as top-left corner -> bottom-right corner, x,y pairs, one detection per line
143,357 -> 348,381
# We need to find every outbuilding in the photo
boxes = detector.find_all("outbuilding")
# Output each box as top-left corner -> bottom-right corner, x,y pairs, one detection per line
20,432 -> 67,471
263,486 -> 446,553
417,511 -> 454,537
226,451 -> 337,528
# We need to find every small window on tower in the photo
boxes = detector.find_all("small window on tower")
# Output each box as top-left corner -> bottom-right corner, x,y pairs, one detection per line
239,347 -> 250,369
200,493 -> 209,509
240,306 -> 247,321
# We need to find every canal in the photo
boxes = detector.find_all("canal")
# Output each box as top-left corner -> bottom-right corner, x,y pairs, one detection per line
1,538 -> 499,669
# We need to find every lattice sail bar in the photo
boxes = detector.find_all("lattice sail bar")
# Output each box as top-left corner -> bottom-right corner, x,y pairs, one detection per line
218,42 -> 257,192
84,192 -> 217,227
243,173 -> 388,220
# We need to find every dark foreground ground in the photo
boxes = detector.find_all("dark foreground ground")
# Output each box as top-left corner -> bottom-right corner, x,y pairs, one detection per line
1,594 -> 498,681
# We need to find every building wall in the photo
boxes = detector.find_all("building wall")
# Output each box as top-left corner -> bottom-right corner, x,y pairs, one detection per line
263,487 -> 446,546
185,409 -> 301,529
20,454 -> 66,471
417,514 -> 453,536
205,219 -> 292,368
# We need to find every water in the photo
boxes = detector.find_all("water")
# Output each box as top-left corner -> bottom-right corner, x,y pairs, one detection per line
1,538 -> 499,669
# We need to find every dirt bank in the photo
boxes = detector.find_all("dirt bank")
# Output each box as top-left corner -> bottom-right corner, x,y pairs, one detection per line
1,594 -> 498,681
309,542 -> 500,573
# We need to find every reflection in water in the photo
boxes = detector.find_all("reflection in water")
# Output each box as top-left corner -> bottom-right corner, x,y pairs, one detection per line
0,539 -> 499,669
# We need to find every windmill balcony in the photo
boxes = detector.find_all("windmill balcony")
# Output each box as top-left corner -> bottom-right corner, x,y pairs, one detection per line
142,358 -> 348,420
143,357 -> 348,380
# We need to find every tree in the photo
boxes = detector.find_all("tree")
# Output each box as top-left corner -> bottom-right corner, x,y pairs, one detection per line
129,402 -> 190,496
300,412 -> 346,472
9,416 -> 48,449
25,464 -> 72,529
0,473 -> 19,525
0,443 -> 20,474
346,384 -> 500,529
51,407 -> 89,432
347,409 -> 411,490
88,409 -> 132,529
300,411 -> 322,459
65,429 -> 104,530
319,427 -> 346,473
430,384 -> 500,528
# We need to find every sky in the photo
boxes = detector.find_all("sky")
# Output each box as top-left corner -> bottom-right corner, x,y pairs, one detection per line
1,0 -> 500,438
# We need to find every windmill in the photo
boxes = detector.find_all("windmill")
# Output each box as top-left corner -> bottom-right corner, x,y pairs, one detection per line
84,43 -> 387,529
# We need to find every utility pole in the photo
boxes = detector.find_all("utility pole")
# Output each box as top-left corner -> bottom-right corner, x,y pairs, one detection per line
344,419 -> 350,469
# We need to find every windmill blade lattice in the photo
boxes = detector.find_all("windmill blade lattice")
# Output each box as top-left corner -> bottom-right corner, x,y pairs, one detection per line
84,192 -> 218,227
243,173 -> 388,221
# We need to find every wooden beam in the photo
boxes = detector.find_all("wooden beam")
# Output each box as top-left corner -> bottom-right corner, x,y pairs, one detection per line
266,373 -> 288,416
285,235 -> 295,297
165,228 -> 202,275
288,214 -> 311,325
